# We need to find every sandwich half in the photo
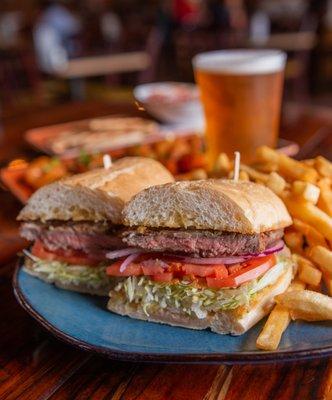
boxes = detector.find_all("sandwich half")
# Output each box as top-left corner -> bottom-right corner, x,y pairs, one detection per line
106,180 -> 294,335
18,157 -> 174,295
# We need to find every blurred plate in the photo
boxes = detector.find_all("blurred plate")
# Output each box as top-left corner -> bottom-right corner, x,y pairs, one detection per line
0,166 -> 33,204
134,82 -> 205,130
14,263 -> 332,364
24,116 -> 199,157
1,139 -> 299,205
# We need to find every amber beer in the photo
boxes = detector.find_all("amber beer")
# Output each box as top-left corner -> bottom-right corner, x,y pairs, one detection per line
193,50 -> 286,166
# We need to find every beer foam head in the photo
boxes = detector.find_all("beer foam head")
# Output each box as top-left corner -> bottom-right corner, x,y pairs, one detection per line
193,49 -> 286,74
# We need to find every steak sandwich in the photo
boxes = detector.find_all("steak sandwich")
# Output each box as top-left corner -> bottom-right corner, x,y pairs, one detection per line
18,157 -> 174,295
106,180 -> 293,335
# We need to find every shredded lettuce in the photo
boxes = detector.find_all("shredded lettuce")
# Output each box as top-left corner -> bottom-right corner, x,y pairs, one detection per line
111,258 -> 292,319
27,256 -> 111,290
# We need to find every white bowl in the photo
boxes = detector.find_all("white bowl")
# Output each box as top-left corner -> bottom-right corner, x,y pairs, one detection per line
134,82 -> 204,130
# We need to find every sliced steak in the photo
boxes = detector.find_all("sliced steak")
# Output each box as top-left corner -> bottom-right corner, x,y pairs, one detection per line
123,228 -> 283,257
21,221 -> 124,252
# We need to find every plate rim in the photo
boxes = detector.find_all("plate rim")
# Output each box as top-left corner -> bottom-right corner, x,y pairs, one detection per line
13,260 -> 332,364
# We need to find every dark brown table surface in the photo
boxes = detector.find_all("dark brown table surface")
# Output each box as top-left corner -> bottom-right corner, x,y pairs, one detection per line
0,100 -> 332,400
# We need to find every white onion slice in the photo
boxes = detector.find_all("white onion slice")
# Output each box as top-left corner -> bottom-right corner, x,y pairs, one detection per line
119,253 -> 141,272
106,248 -> 142,260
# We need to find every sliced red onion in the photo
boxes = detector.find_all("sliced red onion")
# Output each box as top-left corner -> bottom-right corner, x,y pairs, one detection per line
169,254 -> 249,265
165,241 -> 284,265
106,248 -> 142,260
242,240 -> 284,257
263,240 -> 284,255
141,258 -> 169,269
119,253 -> 141,273
112,240 -> 284,269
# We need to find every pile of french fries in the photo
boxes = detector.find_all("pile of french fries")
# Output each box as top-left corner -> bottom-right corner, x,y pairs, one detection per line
213,146 -> 332,351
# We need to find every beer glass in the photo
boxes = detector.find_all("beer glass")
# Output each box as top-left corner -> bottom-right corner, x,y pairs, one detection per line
193,50 -> 286,166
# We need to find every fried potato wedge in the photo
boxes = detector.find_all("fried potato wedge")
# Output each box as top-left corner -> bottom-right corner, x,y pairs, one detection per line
276,290 -> 332,321
282,194 -> 332,241
256,146 -> 318,182
266,172 -> 287,195
315,156 -> 332,178
309,246 -> 332,276
292,219 -> 328,248
292,181 -> 320,204
256,305 -> 291,351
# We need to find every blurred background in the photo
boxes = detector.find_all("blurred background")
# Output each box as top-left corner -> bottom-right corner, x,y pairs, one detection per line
1,0 -> 332,118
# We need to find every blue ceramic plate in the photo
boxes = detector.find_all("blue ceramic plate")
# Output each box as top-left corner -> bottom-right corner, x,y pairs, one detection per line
14,262 -> 332,364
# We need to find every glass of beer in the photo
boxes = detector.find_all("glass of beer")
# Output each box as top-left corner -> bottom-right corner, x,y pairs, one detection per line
193,50 -> 286,166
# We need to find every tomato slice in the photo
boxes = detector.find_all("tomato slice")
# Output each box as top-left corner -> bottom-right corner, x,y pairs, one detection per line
182,264 -> 228,278
106,260 -> 142,276
106,254 -> 276,288
31,240 -> 101,266
140,259 -> 168,275
206,255 -> 276,289
227,263 -> 242,274
152,272 -> 174,282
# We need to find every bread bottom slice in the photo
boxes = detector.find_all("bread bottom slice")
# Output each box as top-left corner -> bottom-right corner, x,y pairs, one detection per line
23,258 -> 114,296
107,265 -> 293,335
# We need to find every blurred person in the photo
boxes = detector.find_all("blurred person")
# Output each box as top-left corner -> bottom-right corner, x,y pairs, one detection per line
33,0 -> 82,73
260,0 -> 308,31
172,0 -> 205,27
101,11 -> 122,44
206,0 -> 231,30
246,0 -> 270,44
224,0 -> 248,34
0,9 -> 22,47
81,0 -> 122,50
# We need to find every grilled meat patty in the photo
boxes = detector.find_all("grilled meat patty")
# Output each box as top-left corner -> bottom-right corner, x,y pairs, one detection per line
21,221 -> 124,252
21,221 -> 283,259
123,228 -> 283,257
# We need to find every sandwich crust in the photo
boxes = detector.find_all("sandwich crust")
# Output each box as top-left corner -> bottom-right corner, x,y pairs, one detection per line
123,180 -> 292,233
18,157 -> 174,224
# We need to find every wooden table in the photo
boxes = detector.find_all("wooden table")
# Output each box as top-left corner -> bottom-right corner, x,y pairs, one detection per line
0,100 -> 332,400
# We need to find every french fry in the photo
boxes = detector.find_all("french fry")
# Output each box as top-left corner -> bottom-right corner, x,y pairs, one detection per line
266,172 -> 287,195
239,170 -> 250,181
256,278 -> 305,351
284,231 -> 303,253
256,305 -> 291,351
292,181 -> 320,204
255,146 -> 279,163
288,279 -> 306,291
214,153 -> 231,175
281,194 -> 332,241
303,159 -> 315,167
176,168 -> 208,181
307,283 -> 322,293
323,274 -> 332,296
252,162 -> 278,173
276,290 -> 332,321
292,219 -> 328,248
298,263 -> 322,286
256,146 -> 318,182
317,178 -> 332,217
309,246 -> 332,276
315,156 -> 332,178
239,164 -> 269,183
293,253 -> 322,286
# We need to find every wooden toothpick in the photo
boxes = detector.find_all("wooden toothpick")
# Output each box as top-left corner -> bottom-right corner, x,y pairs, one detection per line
103,154 -> 112,169
233,151 -> 240,181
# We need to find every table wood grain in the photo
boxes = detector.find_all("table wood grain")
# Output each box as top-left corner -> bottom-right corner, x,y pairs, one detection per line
0,100 -> 331,400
